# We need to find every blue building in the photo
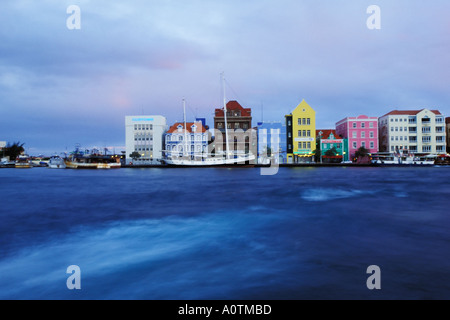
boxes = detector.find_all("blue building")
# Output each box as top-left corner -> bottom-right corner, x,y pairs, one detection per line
256,121 -> 287,164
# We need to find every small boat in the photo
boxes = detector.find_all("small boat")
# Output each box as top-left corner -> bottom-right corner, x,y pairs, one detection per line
15,154 -> 32,168
48,155 -> 66,169
434,154 -> 450,166
65,147 -> 121,169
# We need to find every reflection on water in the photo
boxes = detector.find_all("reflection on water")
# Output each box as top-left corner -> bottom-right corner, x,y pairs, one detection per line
0,167 -> 449,299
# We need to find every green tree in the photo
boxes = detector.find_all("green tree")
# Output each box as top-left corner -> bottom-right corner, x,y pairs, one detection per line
4,142 -> 25,159
129,151 -> 141,161
325,147 -> 338,157
355,146 -> 370,159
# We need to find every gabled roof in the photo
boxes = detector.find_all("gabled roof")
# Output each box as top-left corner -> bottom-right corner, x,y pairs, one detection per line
316,129 -> 342,140
166,122 -> 207,134
215,100 -> 252,117
381,109 -> 442,117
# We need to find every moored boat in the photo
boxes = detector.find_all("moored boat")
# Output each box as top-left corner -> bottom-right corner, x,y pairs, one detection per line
15,154 -> 32,168
65,147 -> 121,169
48,155 -> 66,169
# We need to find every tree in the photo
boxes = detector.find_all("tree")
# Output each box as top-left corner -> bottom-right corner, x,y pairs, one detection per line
4,142 -> 25,159
325,147 -> 338,157
129,151 -> 141,161
355,146 -> 370,158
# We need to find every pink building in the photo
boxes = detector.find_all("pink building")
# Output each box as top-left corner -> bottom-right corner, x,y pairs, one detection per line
336,115 -> 379,158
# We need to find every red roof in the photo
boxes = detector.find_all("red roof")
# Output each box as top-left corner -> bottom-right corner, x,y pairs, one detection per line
215,100 -> 251,117
166,122 -> 207,134
382,109 -> 441,117
316,129 -> 342,140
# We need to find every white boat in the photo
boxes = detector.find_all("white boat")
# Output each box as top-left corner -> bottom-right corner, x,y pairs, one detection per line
15,154 -> 32,168
65,147 -> 121,169
372,153 -> 435,165
48,155 -> 66,169
164,73 -> 255,167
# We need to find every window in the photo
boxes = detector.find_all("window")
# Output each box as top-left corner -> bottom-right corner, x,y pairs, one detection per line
352,122 -> 357,128
298,119 -> 302,125
361,141 -> 366,148
395,127 -> 398,131
422,146 -> 431,152
422,136 -> 431,143
235,123 -> 240,129
302,118 -> 306,125
369,122 -> 374,128
303,130 -> 306,137
370,131 -> 374,138
307,118 -> 310,125
352,131 -> 357,138
361,122 -> 366,128
298,142 -> 302,149
298,130 -> 302,137
370,141 -> 374,149
353,142 -> 357,149
361,132 -> 365,138
303,142 -> 307,149
307,142 -> 311,149
422,127 -> 431,133
307,130 -> 311,137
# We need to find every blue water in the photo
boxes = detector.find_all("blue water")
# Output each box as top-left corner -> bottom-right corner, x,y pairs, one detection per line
0,166 -> 449,300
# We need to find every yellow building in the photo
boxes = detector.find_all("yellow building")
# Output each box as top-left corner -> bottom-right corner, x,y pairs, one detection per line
285,100 -> 316,163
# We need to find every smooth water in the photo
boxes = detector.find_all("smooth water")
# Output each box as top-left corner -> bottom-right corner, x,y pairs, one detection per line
0,166 -> 449,300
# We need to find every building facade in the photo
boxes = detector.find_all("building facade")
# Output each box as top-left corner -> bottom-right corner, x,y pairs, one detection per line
125,115 -> 167,165
446,117 -> 450,153
164,121 -> 209,160
256,121 -> 287,164
214,100 -> 253,156
285,100 -> 316,163
316,130 -> 348,162
378,109 -> 446,154
335,115 -> 378,159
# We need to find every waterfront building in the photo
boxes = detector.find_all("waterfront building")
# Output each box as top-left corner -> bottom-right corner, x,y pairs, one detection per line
335,115 -> 378,159
316,129 -> 348,162
213,100 -> 253,156
378,109 -> 446,154
164,120 -> 209,160
446,117 -> 450,153
285,100 -> 316,163
125,115 -> 167,165
256,121 -> 287,164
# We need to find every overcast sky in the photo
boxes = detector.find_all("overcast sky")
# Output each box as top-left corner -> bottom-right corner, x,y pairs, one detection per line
1,0 -> 449,155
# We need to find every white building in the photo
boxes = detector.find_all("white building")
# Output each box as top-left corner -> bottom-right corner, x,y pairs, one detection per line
164,121 -> 209,160
379,109 -> 446,154
125,116 -> 167,165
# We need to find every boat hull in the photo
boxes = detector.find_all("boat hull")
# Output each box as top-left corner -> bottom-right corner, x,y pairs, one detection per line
65,161 -> 121,169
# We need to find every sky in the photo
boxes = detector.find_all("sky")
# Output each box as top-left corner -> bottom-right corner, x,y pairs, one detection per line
1,0 -> 449,155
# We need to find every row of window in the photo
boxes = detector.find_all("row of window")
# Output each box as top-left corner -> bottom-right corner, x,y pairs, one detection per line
391,136 -> 445,143
352,141 -> 375,149
135,146 -> 153,151
217,123 -> 249,129
134,124 -> 153,131
390,126 -> 444,133
387,116 -> 444,124
351,122 -> 375,128
390,145 -> 445,152
166,134 -> 207,142
352,131 -> 375,138
297,118 -> 311,126
166,144 -> 207,152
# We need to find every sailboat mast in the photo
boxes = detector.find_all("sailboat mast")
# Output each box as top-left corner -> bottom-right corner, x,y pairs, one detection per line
222,73 -> 230,160
183,98 -> 188,157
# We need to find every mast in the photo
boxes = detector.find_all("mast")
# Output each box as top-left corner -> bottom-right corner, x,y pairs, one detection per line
183,98 -> 188,158
222,73 -> 230,160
